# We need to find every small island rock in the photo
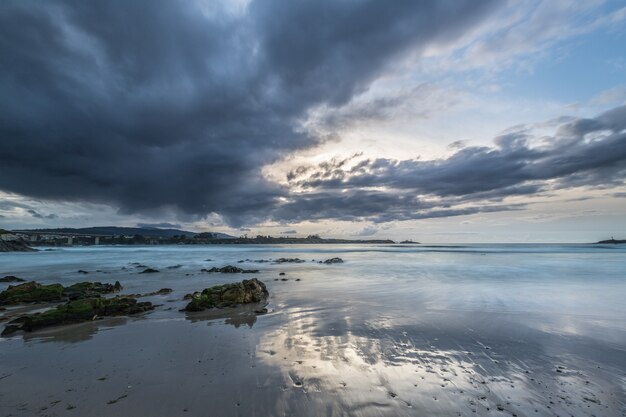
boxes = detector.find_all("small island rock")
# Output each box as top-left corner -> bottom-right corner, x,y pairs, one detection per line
184,278 -> 268,312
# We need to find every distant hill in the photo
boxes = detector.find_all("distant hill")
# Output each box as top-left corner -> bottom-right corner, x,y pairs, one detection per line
13,226 -> 234,239
9,228 -> 393,245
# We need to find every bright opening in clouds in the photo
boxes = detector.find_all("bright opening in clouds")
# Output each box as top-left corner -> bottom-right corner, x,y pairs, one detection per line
0,0 -> 625,242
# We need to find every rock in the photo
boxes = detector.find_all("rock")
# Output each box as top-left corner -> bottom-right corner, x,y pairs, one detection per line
0,280 -> 123,305
184,278 -> 268,312
0,276 -> 26,283
1,325 -> 20,336
254,308 -> 268,315
77,270 -> 89,274
2,297 -> 154,335
279,272 -> 286,276
320,257 -> 344,264
144,288 -> 173,296
201,265 -> 259,274
139,268 -> 160,274
0,240 -> 35,252
295,278 -> 301,281
280,278 -> 288,281
63,281 -> 123,300
166,264 -> 182,269
0,282 -> 65,305
274,258 -> 306,264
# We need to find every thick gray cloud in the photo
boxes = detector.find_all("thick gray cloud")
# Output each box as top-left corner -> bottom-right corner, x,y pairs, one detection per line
27,209 -> 58,220
283,106 -> 626,222
0,0 -> 499,226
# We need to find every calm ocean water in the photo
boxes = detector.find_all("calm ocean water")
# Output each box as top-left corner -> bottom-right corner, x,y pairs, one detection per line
2,243 -> 625,331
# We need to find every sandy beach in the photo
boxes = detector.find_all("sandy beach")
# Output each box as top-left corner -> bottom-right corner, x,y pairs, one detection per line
1,244 -> 625,416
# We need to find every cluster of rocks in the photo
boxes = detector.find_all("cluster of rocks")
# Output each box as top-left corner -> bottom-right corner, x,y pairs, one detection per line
0,256 -> 292,335
2,297 -> 154,336
201,265 -> 259,274
0,239 -> 35,252
1,274 -> 272,335
274,258 -> 306,264
183,278 -> 268,312
0,280 -> 122,305
236,257 -> 345,264
320,257 -> 344,264
0,279 -> 157,336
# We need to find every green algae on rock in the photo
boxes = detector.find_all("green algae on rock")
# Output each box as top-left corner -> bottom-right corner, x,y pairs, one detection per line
0,281 -> 65,305
184,278 -> 268,312
63,281 -> 123,300
2,297 -> 154,335
0,280 -> 123,305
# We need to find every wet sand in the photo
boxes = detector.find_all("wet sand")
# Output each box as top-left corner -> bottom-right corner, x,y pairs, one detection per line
1,245 -> 625,416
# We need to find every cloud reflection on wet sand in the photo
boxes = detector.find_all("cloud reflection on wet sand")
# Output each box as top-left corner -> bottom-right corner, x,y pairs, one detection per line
257,305 -> 625,416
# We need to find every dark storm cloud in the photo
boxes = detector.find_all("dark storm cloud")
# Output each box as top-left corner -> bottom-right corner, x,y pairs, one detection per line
0,200 -> 57,219
283,106 -> 626,222
27,209 -> 57,219
0,0 -> 499,226
269,186 -> 527,223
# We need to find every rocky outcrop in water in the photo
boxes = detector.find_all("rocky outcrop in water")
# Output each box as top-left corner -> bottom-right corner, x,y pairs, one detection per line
0,282 -> 65,305
0,280 -> 123,305
2,297 -> 154,336
201,265 -> 259,273
0,276 -> 26,283
184,278 -> 268,312
126,288 -> 173,298
63,281 -> 123,300
320,257 -> 344,264
274,258 -> 306,263
0,239 -> 35,252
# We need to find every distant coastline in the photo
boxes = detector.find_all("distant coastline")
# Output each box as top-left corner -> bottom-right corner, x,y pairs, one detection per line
4,227 -> 402,247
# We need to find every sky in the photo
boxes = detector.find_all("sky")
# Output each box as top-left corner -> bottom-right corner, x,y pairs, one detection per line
0,0 -> 625,243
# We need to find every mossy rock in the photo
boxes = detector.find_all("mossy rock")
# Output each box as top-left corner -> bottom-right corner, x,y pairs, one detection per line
184,278 -> 268,312
63,281 -> 123,300
0,280 -> 123,305
2,297 -> 154,335
0,282 -> 65,305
